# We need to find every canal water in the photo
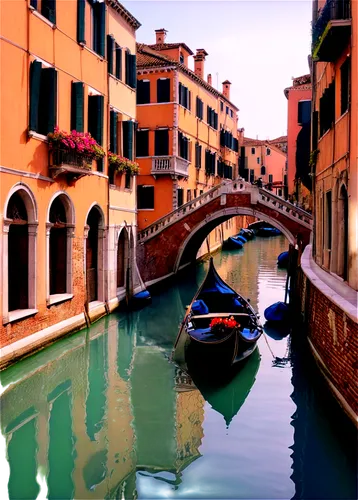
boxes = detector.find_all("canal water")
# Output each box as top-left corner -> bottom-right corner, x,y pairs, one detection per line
0,236 -> 356,500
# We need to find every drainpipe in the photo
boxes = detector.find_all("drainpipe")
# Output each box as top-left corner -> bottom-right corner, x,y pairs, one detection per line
105,2 -> 110,313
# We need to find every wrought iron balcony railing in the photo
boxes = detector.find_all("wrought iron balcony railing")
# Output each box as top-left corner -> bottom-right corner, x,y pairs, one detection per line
49,147 -> 94,181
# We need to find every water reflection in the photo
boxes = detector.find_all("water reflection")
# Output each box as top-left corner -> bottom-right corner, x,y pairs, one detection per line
0,236 -> 356,499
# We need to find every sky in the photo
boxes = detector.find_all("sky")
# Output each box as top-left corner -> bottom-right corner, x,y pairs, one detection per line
122,0 -> 312,140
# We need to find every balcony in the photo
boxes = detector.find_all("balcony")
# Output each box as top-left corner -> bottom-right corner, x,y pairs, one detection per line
312,0 -> 351,62
49,148 -> 94,182
151,155 -> 190,178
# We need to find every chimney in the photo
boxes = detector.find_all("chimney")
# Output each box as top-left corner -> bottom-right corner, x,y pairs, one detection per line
193,49 -> 208,79
222,80 -> 231,100
155,28 -> 168,44
207,74 -> 212,85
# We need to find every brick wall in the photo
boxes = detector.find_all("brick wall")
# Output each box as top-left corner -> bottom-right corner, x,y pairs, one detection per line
296,267 -> 358,417
0,236 -> 86,348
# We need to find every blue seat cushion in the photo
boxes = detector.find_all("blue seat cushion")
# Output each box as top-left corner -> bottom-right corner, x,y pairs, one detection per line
192,299 -> 209,315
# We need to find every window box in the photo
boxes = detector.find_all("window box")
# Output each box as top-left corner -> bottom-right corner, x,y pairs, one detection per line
49,147 -> 94,181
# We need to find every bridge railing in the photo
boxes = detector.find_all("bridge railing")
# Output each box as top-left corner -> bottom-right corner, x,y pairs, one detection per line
258,188 -> 313,226
137,180 -> 248,242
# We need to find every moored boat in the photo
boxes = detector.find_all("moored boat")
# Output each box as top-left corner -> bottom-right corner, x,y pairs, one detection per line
239,228 -> 255,239
172,258 -> 262,376
224,236 -> 244,249
248,220 -> 281,236
277,251 -> 289,268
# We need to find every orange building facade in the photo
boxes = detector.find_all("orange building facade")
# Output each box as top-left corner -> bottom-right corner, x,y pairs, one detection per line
284,74 -> 312,209
0,0 -> 141,363
311,0 -> 357,289
239,137 -> 287,198
135,29 -> 240,231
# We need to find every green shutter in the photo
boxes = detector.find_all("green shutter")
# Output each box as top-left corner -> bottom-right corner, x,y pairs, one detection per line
131,54 -> 136,89
88,95 -> 104,145
110,110 -> 118,153
94,1 -> 105,57
29,60 -> 42,132
107,35 -> 114,74
123,121 -> 133,160
71,82 -> 84,132
125,51 -> 130,86
115,44 -> 122,80
77,0 -> 85,43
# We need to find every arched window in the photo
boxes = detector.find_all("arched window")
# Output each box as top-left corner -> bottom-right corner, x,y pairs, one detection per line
3,185 -> 38,322
337,184 -> 348,280
86,206 -> 104,303
48,195 -> 72,297
7,193 -> 29,311
117,229 -> 128,289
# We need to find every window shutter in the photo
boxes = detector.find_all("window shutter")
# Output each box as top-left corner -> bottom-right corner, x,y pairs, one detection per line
88,95 -> 104,145
107,35 -> 114,75
39,67 -> 57,134
71,81 -> 84,132
77,0 -> 85,43
30,0 -> 38,8
29,60 -> 42,132
42,0 -> 56,24
130,54 -> 136,89
214,112 -> 218,130
110,110 -> 118,153
178,83 -> 182,105
122,121 -> 133,160
115,44 -> 122,80
125,51 -> 130,86
96,1 -> 105,57
188,91 -> 191,111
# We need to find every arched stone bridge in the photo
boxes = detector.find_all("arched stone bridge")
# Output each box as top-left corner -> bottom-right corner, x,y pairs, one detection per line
136,180 -> 313,285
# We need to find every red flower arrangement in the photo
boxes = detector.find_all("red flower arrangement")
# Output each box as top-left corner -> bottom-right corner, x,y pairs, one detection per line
209,316 -> 239,336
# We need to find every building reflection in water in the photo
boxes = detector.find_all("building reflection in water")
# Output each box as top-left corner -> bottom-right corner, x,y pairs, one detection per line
0,311 -> 207,500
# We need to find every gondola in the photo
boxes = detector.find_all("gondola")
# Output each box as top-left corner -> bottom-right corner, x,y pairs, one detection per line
172,258 -> 262,376
248,220 -> 281,236
277,250 -> 289,268
239,228 -> 255,240
223,236 -> 244,249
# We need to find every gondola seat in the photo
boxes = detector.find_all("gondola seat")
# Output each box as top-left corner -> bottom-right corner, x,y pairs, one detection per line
240,328 -> 260,341
191,299 -> 209,315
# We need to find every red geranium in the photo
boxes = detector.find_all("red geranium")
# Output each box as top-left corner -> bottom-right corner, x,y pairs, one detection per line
210,316 -> 239,335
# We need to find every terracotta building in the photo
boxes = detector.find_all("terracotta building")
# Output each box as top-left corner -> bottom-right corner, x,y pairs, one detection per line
0,0 -> 141,366
284,74 -> 312,209
135,29 -> 240,231
297,0 -> 358,426
239,137 -> 288,198
268,135 -> 288,154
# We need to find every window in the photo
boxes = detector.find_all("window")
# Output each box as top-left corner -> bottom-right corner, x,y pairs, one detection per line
71,81 -> 84,132
249,169 -> 254,183
180,53 -> 184,64
179,82 -> 190,109
230,109 -> 233,118
137,80 -> 150,104
29,61 -> 57,135
155,129 -> 169,156
125,51 -> 136,89
298,100 -> 311,125
115,43 -> 122,80
136,130 -> 149,157
226,106 -> 229,115
325,190 -> 332,250
178,132 -> 189,160
177,188 -> 184,207
125,172 -> 131,190
217,159 -> 224,177
107,35 -> 114,75
278,189 -> 282,197
319,80 -> 335,137
340,58 -> 350,115
269,174 -> 273,183
220,129 -> 237,150
261,166 -> 266,175
256,157 -> 260,164
266,148 -> 271,156
207,106 -> 218,129
196,97 -> 204,120
251,147 -> 255,154
157,78 -> 170,103
200,190 -> 203,196
30,0 -> 56,23
193,189 -> 197,199
88,94 -> 104,147
137,185 -> 154,209
205,150 -> 216,176
187,190 -> 191,203
220,101 -> 223,112
122,121 -> 134,160
195,142 -> 202,169
92,1 -> 106,56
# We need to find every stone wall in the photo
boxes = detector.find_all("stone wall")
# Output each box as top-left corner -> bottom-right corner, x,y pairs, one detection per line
296,247 -> 358,424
